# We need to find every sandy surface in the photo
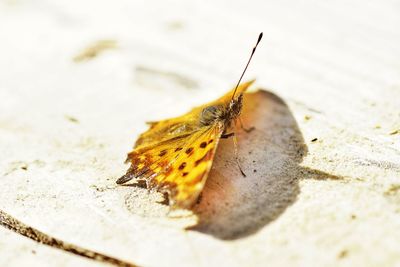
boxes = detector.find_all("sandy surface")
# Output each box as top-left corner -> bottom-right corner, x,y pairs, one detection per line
1,0 -> 400,266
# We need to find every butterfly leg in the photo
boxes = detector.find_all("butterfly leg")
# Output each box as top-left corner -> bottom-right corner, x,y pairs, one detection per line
135,179 -> 148,188
239,117 -> 255,133
221,132 -> 246,176
196,193 -> 203,205
221,132 -> 235,139
232,133 -> 246,177
157,192 -> 170,206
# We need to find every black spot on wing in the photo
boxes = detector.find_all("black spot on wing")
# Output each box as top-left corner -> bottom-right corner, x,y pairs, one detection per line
194,149 -> 213,166
158,150 -> 167,157
179,162 -> 186,170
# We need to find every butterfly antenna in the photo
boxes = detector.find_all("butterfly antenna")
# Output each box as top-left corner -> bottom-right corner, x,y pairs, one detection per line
231,32 -> 263,101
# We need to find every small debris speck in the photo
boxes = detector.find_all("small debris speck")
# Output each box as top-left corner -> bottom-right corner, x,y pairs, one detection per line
311,138 -> 318,142
73,40 -> 117,62
389,129 -> 399,135
65,115 -> 79,123
166,21 -> 184,30
384,184 -> 400,196
338,250 -> 348,259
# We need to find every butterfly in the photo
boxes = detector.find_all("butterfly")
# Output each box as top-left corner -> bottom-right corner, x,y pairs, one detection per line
117,33 -> 263,209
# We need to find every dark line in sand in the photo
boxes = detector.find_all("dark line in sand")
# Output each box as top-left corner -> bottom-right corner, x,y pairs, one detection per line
0,209 -> 138,267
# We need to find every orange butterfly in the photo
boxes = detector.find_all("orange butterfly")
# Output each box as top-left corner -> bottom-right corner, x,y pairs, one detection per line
117,33 -> 263,209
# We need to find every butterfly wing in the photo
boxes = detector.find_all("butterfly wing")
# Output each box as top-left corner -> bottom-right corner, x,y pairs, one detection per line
151,125 -> 223,208
119,124 -> 223,208
133,80 -> 254,147
117,80 -> 254,208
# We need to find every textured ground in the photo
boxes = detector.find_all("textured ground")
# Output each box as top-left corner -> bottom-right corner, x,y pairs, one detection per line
1,0 -> 400,266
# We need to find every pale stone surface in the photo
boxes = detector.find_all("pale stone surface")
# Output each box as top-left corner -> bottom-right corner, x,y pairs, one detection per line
1,0 -> 400,266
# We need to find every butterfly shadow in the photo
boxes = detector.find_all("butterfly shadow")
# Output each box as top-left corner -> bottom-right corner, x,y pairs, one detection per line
189,89 -> 342,240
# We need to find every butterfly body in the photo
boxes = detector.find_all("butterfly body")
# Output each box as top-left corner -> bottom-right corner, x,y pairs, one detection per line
117,81 -> 254,209
200,93 -> 243,129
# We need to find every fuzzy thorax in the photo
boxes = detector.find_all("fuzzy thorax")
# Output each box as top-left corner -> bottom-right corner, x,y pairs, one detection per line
200,93 -> 244,128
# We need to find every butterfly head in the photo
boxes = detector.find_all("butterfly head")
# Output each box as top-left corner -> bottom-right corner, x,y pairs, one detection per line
199,93 -> 244,128
228,93 -> 244,120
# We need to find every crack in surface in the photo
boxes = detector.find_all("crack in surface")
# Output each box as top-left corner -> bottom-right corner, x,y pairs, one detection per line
0,210 -> 138,267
